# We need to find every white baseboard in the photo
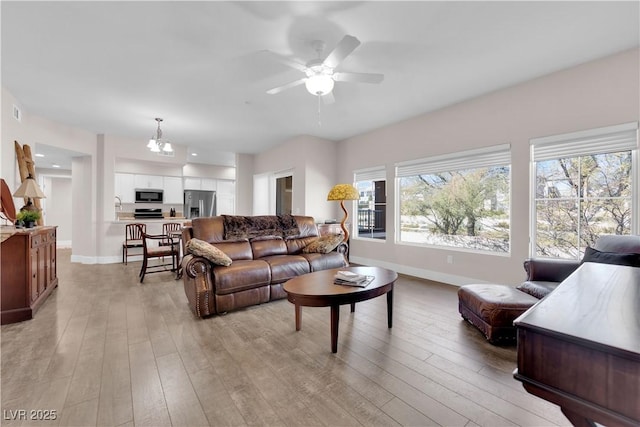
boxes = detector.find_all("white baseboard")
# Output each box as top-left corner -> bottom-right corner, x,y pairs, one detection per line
349,256 -> 489,287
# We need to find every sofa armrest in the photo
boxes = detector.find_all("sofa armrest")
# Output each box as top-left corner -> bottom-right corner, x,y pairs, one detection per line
335,242 -> 348,255
182,253 -> 216,317
523,258 -> 581,282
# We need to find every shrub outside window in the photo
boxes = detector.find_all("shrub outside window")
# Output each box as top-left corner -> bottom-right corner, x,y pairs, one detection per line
397,144 -> 511,253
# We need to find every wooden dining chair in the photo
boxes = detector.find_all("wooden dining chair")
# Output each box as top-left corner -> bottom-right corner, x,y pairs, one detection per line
123,223 -> 146,264
160,222 -> 182,247
137,224 -> 179,283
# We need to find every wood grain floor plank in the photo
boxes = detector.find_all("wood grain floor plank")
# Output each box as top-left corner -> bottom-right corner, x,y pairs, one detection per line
156,352 -> 210,426
128,340 -> 172,426
96,332 -> 133,426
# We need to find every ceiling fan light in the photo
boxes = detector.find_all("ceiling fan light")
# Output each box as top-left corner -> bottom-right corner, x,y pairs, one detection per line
305,74 -> 334,96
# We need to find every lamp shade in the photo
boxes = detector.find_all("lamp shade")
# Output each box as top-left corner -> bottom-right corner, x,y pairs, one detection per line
13,175 -> 46,199
327,184 -> 359,201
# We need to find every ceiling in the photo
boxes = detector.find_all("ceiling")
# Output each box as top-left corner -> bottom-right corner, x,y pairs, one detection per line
2,1 -> 639,167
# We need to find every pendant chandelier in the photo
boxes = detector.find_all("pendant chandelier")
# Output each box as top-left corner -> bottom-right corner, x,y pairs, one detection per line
146,118 -> 173,153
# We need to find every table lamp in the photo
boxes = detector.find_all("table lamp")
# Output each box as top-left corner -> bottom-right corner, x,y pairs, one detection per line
327,184 -> 359,242
13,174 -> 46,212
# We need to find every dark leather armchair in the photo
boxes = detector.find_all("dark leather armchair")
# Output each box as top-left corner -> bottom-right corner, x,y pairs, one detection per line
518,235 -> 640,299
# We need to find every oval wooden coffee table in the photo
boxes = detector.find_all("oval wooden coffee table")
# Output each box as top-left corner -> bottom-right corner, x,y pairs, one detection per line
283,266 -> 397,353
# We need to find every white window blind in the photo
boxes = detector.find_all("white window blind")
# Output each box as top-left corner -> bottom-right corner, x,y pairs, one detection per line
396,143 -> 511,177
354,166 -> 386,182
531,122 -> 638,161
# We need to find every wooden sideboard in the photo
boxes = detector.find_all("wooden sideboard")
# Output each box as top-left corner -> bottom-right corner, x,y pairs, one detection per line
1,226 -> 58,325
514,262 -> 640,427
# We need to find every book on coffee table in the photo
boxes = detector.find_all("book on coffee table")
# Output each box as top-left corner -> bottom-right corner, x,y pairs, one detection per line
334,271 -> 375,287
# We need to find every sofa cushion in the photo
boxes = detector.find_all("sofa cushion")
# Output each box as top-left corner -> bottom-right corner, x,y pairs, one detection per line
303,234 -> 344,254
262,255 -> 310,283
286,236 -> 318,254
300,252 -> 348,272
213,260 -> 271,295
581,246 -> 640,267
192,216 -> 226,243
186,238 -> 232,266
251,236 -> 287,258
294,216 -> 319,238
210,240 -> 253,261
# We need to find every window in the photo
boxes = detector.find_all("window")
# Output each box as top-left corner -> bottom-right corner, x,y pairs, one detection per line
354,167 -> 386,239
531,122 -> 638,259
396,144 -> 511,253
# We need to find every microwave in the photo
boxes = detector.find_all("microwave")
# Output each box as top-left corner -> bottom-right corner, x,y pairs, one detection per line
135,189 -> 163,203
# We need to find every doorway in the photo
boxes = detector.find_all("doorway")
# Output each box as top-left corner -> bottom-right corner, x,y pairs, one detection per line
275,175 -> 292,215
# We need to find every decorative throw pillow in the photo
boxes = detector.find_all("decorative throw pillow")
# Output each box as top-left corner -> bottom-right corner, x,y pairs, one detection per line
186,238 -> 232,266
581,246 -> 640,267
302,234 -> 344,254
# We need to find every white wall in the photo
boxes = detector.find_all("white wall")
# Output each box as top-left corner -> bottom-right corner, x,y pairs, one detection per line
41,175 -> 73,246
337,48 -> 640,286
253,134 -> 339,221
235,153 -> 254,215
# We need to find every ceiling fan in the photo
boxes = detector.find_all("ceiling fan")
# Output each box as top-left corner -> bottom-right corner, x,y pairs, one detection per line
266,35 -> 384,103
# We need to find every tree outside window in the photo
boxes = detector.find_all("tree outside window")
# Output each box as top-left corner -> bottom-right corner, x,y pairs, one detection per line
534,151 -> 632,259
399,165 -> 510,252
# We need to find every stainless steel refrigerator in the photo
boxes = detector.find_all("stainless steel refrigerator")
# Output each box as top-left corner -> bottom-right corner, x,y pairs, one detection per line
184,190 -> 216,219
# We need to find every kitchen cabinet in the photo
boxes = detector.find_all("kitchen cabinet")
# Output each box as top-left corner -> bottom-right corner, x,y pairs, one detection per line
1,227 -> 58,324
163,176 -> 183,204
183,177 -> 202,190
134,174 -> 163,189
201,178 -> 217,191
115,173 -> 135,203
184,177 -> 218,191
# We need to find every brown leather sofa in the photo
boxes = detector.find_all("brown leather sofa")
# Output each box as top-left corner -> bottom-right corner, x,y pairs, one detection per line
181,215 -> 348,318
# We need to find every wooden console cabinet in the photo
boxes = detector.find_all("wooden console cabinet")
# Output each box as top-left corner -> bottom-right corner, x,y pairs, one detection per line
1,226 -> 58,325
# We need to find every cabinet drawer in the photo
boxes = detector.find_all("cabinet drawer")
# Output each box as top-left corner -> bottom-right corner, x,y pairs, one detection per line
31,234 -> 42,247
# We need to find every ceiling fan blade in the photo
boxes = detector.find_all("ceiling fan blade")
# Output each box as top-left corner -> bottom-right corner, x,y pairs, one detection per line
323,35 -> 360,68
266,78 -> 306,95
333,72 -> 384,84
263,50 -> 308,73
322,91 -> 335,105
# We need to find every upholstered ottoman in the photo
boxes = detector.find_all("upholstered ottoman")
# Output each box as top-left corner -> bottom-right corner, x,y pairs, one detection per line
458,284 -> 539,344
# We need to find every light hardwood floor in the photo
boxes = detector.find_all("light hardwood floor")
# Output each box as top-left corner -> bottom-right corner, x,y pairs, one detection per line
1,250 -> 569,426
